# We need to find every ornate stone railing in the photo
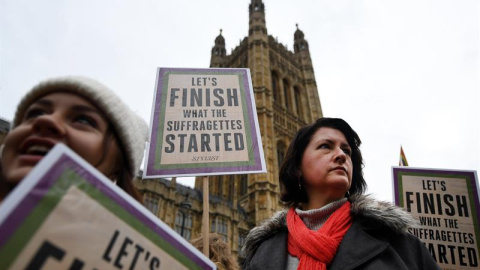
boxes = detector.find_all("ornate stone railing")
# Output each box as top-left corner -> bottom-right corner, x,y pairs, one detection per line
273,103 -> 306,137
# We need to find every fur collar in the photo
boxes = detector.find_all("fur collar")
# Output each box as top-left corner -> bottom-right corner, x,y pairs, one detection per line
241,194 -> 417,259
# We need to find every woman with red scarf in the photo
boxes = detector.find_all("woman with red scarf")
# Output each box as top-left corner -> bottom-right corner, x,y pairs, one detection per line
242,118 -> 440,270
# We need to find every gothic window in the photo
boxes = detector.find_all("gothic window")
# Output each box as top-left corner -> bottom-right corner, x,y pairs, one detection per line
228,175 -> 234,201
144,193 -> 159,215
240,174 -> 248,196
238,229 -> 248,251
271,72 -> 279,103
174,211 -> 192,240
283,79 -> 291,110
294,86 -> 303,118
277,142 -> 287,170
218,176 -> 223,197
211,216 -> 228,242
211,176 -> 223,196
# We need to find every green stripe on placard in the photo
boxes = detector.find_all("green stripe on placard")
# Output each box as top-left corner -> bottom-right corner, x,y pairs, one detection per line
153,70 -> 257,170
397,170 -> 480,252
154,70 -> 171,168
238,73 -> 255,164
397,171 -> 405,207
0,169 -> 79,268
465,174 -> 480,252
1,167 -> 202,270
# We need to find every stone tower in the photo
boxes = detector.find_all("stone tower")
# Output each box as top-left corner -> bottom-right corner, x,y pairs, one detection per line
135,0 -> 323,261
196,0 -> 323,229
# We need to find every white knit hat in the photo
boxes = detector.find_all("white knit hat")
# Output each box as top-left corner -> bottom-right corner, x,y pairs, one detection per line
13,76 -> 148,177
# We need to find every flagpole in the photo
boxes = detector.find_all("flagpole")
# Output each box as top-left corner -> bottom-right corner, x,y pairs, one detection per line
399,145 -> 409,166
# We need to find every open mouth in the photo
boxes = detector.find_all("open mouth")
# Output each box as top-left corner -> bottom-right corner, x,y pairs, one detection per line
21,138 -> 56,157
24,145 -> 52,156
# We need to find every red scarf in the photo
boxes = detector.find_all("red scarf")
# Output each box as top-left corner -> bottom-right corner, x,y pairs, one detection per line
287,201 -> 352,270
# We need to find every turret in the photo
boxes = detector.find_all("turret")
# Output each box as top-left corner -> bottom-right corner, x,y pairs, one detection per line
210,29 -> 227,67
248,0 -> 267,38
293,24 -> 309,54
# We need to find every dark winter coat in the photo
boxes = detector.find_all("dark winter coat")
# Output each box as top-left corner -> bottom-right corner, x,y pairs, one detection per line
241,195 -> 441,270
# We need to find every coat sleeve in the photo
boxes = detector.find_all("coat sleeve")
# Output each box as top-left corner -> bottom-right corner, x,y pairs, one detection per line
390,233 -> 441,270
242,231 -> 288,270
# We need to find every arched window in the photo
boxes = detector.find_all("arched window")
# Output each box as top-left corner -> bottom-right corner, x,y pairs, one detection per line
277,142 -> 287,170
294,86 -> 303,118
228,175 -> 234,201
240,174 -> 248,196
271,72 -> 279,102
144,193 -> 159,215
211,176 -> 223,196
211,216 -> 228,242
218,176 -> 223,197
175,211 -> 192,240
238,229 -> 248,252
283,79 -> 290,110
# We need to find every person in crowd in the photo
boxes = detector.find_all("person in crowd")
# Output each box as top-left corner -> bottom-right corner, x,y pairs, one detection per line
0,76 -> 148,202
242,117 -> 440,269
191,233 -> 240,270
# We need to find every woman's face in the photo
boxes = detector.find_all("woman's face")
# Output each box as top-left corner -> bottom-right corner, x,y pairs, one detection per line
1,92 -> 119,186
300,127 -> 353,207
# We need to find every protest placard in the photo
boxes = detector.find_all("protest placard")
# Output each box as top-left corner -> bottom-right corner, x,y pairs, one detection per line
393,166 -> 479,269
0,144 -> 216,270
143,68 -> 266,178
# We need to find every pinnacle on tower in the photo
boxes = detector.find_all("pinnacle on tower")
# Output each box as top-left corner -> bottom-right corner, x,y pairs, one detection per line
294,23 -> 309,53
212,29 -> 226,57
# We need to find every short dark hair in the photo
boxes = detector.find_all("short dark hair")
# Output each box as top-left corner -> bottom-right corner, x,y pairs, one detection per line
280,117 -> 366,207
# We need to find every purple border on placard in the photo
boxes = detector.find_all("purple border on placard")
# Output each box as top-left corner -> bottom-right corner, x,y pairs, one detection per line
392,167 -> 405,205
146,68 -> 263,176
392,167 -> 480,221
1,154 -> 212,269
147,68 -> 167,174
240,69 -> 262,170
0,159 -> 66,247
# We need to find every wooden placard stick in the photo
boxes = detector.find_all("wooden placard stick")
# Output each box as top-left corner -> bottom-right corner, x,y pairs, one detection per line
202,175 -> 209,257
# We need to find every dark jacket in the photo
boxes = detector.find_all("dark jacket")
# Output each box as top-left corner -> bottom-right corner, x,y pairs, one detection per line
242,195 -> 440,270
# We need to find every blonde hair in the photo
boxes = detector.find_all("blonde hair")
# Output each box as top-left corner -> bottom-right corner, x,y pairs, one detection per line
190,233 -> 239,270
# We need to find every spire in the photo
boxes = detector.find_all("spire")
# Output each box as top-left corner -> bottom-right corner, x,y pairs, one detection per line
294,23 -> 309,54
212,29 -> 226,57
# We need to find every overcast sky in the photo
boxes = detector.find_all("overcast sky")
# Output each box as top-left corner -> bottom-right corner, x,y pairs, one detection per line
1,0 -> 478,202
